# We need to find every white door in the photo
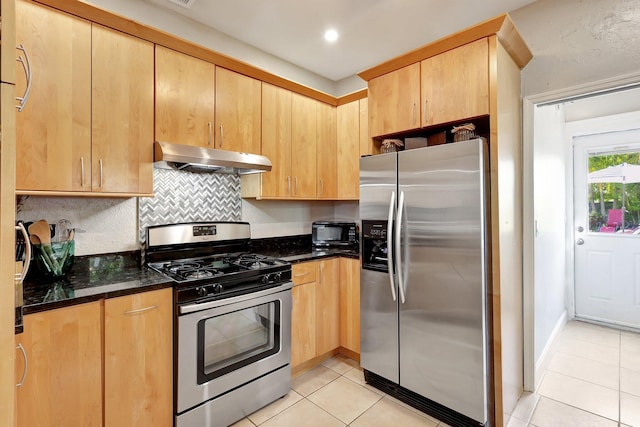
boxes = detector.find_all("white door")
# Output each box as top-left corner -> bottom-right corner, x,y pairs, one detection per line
573,129 -> 640,329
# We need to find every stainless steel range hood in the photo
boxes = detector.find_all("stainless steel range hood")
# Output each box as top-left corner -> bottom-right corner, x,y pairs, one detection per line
154,141 -> 271,175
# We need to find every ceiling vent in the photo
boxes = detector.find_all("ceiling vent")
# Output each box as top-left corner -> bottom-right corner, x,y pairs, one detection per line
147,0 -> 196,9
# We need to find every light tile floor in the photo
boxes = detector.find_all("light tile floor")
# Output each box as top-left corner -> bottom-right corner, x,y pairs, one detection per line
507,320 -> 640,427
232,320 -> 640,427
231,355 -> 452,427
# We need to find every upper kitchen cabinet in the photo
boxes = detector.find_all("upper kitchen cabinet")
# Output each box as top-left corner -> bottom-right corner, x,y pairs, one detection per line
1,0 -> 16,84
316,102 -> 337,199
260,83 -> 292,198
336,100 -> 360,199
15,0 -> 91,192
291,92 -> 317,198
421,38 -> 489,127
92,25 -> 154,195
155,46 -> 215,148
215,67 -> 261,154
367,62 -> 420,138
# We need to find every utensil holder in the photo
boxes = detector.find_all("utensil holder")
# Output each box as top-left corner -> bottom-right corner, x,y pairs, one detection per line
33,240 -> 74,279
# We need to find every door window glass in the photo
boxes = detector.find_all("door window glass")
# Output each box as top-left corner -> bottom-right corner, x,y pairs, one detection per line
587,151 -> 640,234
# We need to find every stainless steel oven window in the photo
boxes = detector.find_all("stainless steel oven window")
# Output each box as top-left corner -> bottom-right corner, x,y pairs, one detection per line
197,301 -> 281,383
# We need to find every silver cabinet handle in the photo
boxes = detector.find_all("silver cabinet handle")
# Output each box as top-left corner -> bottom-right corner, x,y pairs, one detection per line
293,271 -> 310,277
387,191 -> 397,302
208,122 -> 212,146
396,191 -> 406,304
124,305 -> 159,315
15,223 -> 31,283
319,178 -> 324,197
99,159 -> 104,188
287,176 -> 291,195
319,263 -> 324,284
411,103 -> 415,125
16,44 -> 32,112
16,343 -> 28,387
80,157 -> 86,188
294,176 -> 298,195
219,125 -> 224,147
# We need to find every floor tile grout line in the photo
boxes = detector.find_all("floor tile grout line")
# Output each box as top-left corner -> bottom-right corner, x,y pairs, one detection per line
539,392 -> 620,423
544,365 -> 620,392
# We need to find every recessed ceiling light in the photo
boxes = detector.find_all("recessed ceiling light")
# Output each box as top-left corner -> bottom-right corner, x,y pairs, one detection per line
324,29 -> 339,43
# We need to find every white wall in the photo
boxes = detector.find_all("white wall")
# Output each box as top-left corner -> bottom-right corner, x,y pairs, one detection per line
241,200 -> 335,239
532,104 -> 568,365
83,0 -> 337,95
16,197 -> 139,256
511,0 -> 640,97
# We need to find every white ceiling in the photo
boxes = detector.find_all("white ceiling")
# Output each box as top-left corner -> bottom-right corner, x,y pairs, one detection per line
144,0 -> 537,81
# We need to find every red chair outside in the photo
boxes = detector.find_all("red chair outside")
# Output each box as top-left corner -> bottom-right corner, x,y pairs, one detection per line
599,209 -> 624,232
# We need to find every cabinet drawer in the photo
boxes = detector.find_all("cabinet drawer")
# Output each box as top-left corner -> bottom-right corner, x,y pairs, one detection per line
292,262 -> 316,285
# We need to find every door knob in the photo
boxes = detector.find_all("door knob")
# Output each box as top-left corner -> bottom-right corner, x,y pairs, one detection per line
576,238 -> 585,245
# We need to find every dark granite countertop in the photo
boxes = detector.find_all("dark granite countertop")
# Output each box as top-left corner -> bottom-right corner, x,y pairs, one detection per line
16,235 -> 359,333
20,251 -> 172,319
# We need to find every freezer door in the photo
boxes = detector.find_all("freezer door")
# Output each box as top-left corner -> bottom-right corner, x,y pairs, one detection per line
359,152 -> 399,383
397,139 -> 489,423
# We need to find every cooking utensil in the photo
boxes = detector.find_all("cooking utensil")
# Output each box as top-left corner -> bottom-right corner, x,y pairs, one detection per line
28,220 -> 52,244
29,220 -> 61,274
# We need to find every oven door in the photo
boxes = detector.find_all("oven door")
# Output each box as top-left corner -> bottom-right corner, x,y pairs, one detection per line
177,282 -> 292,414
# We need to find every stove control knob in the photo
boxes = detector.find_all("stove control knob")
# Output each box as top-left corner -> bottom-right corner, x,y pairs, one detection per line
273,272 -> 282,282
262,274 -> 271,285
213,283 -> 223,294
197,287 -> 208,298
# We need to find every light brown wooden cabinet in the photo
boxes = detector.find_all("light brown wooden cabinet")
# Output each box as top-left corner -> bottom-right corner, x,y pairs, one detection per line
15,1 -> 154,196
15,301 -> 103,427
15,0 -> 91,193
260,83 -> 293,198
15,289 -> 173,427
291,92 -> 317,198
339,258 -> 360,354
316,102 -> 337,199
421,38 -> 489,126
104,288 -> 173,427
368,63 -> 421,138
215,67 -> 261,154
91,25 -> 154,195
155,46 -> 215,148
315,258 -> 340,355
337,100 -> 361,199
291,258 -> 343,369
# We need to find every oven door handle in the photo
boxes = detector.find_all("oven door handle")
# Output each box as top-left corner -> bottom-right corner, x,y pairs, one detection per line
179,281 -> 294,315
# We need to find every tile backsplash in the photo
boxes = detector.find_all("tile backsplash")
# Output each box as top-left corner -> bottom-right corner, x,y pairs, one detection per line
138,168 -> 241,243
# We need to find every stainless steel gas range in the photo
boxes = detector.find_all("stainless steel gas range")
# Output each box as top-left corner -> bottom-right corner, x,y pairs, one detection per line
146,222 -> 292,427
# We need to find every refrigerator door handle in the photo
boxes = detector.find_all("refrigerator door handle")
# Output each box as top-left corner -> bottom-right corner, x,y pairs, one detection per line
387,191 -> 397,302
396,191 -> 406,304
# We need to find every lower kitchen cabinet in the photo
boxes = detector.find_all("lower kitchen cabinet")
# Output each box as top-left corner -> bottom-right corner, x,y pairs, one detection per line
339,258 -> 360,354
14,288 -> 173,427
291,258 -> 341,369
104,288 -> 173,427
15,301 -> 103,427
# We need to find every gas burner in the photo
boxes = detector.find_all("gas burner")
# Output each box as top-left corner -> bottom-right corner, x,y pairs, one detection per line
232,254 -> 278,269
165,262 -> 222,280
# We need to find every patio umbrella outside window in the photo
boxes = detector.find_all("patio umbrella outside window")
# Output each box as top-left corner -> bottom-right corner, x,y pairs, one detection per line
587,162 -> 640,232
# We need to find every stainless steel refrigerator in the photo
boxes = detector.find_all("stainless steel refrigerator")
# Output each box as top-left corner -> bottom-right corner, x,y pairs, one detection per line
359,138 -> 490,427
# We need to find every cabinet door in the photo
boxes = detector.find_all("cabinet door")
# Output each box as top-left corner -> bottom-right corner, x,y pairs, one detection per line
261,83 -> 292,198
215,67 -> 261,154
316,258 -> 340,355
156,46 -> 215,148
359,98 -> 377,156
16,302 -> 102,427
291,282 -> 316,367
292,261 -> 316,286
316,102 -> 337,199
291,93 -> 317,198
339,258 -> 360,354
337,100 -> 360,199
15,0 -> 91,192
104,288 -> 173,427
368,63 -> 420,137
92,25 -> 154,194
421,38 -> 489,126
